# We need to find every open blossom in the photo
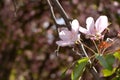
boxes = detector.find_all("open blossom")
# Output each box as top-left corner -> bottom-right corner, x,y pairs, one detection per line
56,19 -> 80,47
79,16 -> 109,40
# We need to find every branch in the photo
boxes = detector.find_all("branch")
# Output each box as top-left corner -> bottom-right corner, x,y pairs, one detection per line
50,0 -> 71,30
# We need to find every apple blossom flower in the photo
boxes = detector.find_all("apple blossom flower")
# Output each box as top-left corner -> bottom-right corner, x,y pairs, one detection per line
56,19 -> 80,47
79,16 -> 109,40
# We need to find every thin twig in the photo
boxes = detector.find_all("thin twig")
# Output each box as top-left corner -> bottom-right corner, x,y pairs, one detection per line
88,68 -> 102,80
83,43 -> 97,54
78,40 -> 96,54
92,40 -> 100,54
54,46 -> 60,56
47,0 -> 58,27
12,0 -> 17,17
50,0 -> 71,30
79,41 -> 102,80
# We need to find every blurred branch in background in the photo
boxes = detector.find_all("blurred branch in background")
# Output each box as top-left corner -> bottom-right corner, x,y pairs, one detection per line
12,0 -> 17,17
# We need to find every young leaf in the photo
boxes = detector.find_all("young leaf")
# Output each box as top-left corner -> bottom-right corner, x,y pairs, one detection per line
71,57 -> 89,80
113,52 -> 120,61
102,68 -> 116,77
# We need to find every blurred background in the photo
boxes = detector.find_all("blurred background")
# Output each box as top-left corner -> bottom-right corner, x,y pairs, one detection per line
0,0 -> 120,80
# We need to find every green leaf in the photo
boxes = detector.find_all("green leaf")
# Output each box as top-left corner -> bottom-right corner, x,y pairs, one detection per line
96,54 -> 113,70
105,54 -> 115,68
71,57 -> 89,80
102,68 -> 116,77
113,52 -> 120,61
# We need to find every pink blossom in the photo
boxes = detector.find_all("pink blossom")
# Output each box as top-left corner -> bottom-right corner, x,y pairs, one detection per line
79,16 -> 109,40
56,19 -> 80,47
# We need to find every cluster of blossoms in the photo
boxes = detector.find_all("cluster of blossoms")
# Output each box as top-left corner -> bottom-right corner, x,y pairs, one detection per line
56,16 -> 109,47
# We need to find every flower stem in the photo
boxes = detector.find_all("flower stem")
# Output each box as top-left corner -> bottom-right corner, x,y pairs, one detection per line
79,41 -> 98,73
92,40 -> 100,54
78,40 -> 96,54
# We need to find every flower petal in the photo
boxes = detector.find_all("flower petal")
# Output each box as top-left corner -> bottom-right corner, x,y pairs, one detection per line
86,17 -> 95,34
56,41 -> 74,46
70,31 -> 79,41
59,30 -> 72,41
79,26 -> 88,34
95,16 -> 108,33
71,19 -> 79,32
